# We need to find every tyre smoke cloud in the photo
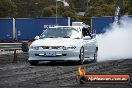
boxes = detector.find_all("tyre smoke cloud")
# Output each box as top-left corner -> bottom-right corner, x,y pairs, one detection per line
97,16 -> 132,61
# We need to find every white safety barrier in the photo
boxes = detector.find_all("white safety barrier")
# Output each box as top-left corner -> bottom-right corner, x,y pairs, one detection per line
0,43 -> 23,62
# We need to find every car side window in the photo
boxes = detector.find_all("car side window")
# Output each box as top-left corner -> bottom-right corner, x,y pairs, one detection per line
82,28 -> 91,37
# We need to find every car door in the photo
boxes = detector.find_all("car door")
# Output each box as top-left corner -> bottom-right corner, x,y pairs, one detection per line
82,28 -> 96,57
87,37 -> 96,56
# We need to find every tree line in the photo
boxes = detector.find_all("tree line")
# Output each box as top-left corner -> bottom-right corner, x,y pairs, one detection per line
0,0 -> 132,23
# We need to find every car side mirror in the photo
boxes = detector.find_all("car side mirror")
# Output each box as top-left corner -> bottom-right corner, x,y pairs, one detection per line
91,34 -> 96,38
35,36 -> 39,40
83,36 -> 91,40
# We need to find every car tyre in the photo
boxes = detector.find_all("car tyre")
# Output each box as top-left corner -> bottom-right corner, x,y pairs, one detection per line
93,47 -> 98,62
29,60 -> 39,65
79,76 -> 86,84
79,47 -> 85,64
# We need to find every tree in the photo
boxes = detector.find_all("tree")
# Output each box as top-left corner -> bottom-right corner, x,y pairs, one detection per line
84,4 -> 115,17
122,0 -> 131,15
41,7 -> 53,17
0,0 -> 17,18
62,11 -> 77,21
3,0 -> 132,20
56,2 -> 77,21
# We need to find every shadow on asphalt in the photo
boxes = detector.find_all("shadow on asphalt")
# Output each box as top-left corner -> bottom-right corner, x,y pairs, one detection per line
36,60 -> 95,66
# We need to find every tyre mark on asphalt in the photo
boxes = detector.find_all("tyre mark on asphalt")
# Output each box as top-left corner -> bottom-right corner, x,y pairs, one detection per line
0,65 -> 60,77
0,66 -> 60,83
96,60 -> 132,73
85,59 -> 131,74
10,69 -> 78,88
0,65 -> 78,87
60,83 -> 132,88
0,63 -> 29,71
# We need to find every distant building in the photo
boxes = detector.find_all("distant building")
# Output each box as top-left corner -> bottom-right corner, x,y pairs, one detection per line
77,12 -> 85,16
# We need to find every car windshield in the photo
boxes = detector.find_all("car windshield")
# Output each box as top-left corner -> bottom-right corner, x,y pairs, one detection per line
40,27 -> 81,39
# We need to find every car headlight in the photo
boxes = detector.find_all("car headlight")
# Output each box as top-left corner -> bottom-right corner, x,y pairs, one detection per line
62,46 -> 76,50
30,46 -> 39,50
68,46 -> 76,49
62,46 -> 68,50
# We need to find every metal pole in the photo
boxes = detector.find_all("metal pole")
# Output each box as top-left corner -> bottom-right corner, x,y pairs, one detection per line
87,0 -> 90,10
13,50 -> 17,63
12,18 -> 16,41
56,1 -> 57,24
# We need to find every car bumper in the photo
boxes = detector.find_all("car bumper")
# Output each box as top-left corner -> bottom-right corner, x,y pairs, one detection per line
28,49 -> 80,61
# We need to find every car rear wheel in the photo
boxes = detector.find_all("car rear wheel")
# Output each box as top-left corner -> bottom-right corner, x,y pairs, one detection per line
93,47 -> 98,62
29,60 -> 39,65
79,47 -> 85,64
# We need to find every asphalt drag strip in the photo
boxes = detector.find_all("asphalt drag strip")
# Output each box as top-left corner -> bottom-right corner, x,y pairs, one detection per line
0,53 -> 132,88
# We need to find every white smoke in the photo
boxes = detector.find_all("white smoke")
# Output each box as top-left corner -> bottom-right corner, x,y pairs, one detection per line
97,16 -> 132,61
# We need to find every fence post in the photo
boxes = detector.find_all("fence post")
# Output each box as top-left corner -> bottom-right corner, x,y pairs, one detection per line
12,49 -> 17,63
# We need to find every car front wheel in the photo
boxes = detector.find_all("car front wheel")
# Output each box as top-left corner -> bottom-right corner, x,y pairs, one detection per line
79,47 -> 85,64
29,60 -> 39,65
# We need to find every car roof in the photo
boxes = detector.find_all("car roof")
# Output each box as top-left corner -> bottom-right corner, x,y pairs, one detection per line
49,26 -> 83,31
49,26 -> 83,28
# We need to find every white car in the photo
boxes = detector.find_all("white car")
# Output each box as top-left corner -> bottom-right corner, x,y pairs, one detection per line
28,26 -> 98,65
